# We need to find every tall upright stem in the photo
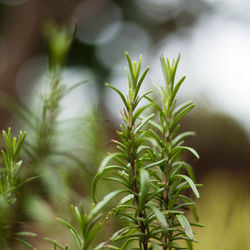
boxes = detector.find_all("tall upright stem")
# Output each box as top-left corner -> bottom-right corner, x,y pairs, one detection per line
162,127 -> 169,250
129,130 -> 148,250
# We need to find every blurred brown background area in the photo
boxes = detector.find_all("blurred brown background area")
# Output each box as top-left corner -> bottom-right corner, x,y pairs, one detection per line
1,1 -> 250,248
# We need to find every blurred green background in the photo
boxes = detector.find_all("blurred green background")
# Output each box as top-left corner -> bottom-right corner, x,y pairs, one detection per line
0,0 -> 250,249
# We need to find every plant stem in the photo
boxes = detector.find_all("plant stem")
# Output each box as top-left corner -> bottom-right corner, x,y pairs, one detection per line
129,128 -> 148,250
160,117 -> 170,250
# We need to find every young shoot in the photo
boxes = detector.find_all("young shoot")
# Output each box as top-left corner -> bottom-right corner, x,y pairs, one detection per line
93,53 -> 202,249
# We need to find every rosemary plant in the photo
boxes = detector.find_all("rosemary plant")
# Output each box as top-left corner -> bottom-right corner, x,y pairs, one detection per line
0,128 -> 27,205
45,191 -> 121,250
0,128 -> 36,248
20,24 -> 88,205
46,52 -> 152,250
92,53 -> 202,249
44,52 -> 202,250
144,55 -> 202,249
25,23 -> 74,165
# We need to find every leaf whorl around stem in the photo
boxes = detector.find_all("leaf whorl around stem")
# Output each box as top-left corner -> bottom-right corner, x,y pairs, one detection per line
93,53 -> 201,250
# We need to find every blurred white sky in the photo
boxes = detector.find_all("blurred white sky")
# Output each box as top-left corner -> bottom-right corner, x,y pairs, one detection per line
150,12 -> 250,133
105,1 -> 250,135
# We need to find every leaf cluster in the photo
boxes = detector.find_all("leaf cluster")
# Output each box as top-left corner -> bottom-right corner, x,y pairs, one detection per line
45,191 -> 121,250
92,53 -> 202,249
0,128 -> 37,248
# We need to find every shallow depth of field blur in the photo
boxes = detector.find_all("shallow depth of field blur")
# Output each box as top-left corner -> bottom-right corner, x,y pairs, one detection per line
0,0 -> 250,249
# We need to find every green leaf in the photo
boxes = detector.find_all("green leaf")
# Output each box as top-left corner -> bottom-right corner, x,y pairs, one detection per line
105,83 -> 129,111
13,176 -> 39,192
118,194 -> 134,206
14,232 -> 37,237
134,113 -> 155,134
186,239 -> 194,250
150,206 -> 169,233
152,242 -> 161,250
170,162 -> 186,180
171,54 -> 181,83
84,223 -> 102,249
179,194 -> 199,221
88,213 -> 103,233
173,101 -> 193,116
176,214 -> 193,239
14,131 -> 26,161
120,237 -> 137,249
99,153 -> 125,173
172,131 -> 195,146
143,159 -> 166,170
125,52 -> 135,88
133,90 -> 153,109
12,160 -> 23,177
13,238 -> 33,249
189,222 -> 204,227
146,187 -> 164,203
103,176 -> 129,188
170,104 -> 195,132
92,153 -> 126,202
144,96 -> 166,120
137,169 -> 150,213
165,242 -> 187,249
174,174 -> 200,199
109,227 -> 132,241
161,56 -> 170,93
92,242 -> 106,250
133,104 -> 151,123
56,218 -> 81,248
148,120 -> 162,133
2,128 -> 13,160
145,129 -> 164,147
171,146 -> 199,159
134,67 -> 150,98
71,205 -> 83,232
1,150 -> 10,169
88,190 -> 123,220
169,76 -> 186,108
135,55 -> 142,80
137,145 -> 154,156
91,165 -> 126,203
182,162 -> 195,181
44,238 -> 67,250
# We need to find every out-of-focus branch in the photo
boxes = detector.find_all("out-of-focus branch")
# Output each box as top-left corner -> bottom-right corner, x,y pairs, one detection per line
0,0 -> 82,127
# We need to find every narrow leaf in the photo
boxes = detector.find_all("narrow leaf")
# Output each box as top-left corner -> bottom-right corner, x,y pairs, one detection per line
134,67 -> 150,97
150,206 -> 169,233
171,146 -> 199,159
88,190 -> 123,220
176,214 -> 193,239
105,83 -> 129,111
137,169 -> 150,213
143,159 -> 166,169
174,174 -> 200,198
169,76 -> 186,108
134,113 -> 155,134
170,104 -> 195,132
172,131 -> 195,146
